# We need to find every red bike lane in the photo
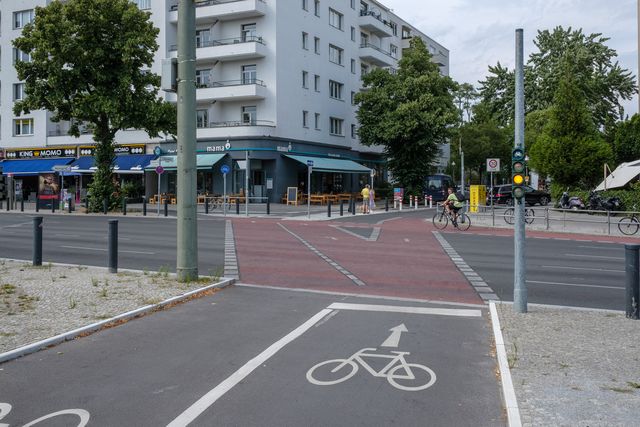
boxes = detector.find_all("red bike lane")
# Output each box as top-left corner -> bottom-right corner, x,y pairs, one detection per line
232,217 -> 483,304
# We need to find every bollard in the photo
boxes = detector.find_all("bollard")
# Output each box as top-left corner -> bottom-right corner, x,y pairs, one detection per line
164,199 -> 169,217
108,220 -> 118,273
425,195 -> 428,207
414,196 -> 418,210
625,244 -> 640,319
205,198 -> 209,214
409,196 -> 413,208
103,199 -> 108,215
6,199 -> 9,211
347,197 -> 352,213
84,198 -> 88,214
68,199 -> 72,214
33,216 -> 43,266
143,197 -> 147,216
122,198 -> 127,216
352,198 -> 356,216
385,198 -> 389,212
35,199 -> 39,213
21,199 -> 24,212
52,198 -> 56,213
266,198 -> 270,215
327,200 -> 332,218
340,200 -> 344,216
236,199 -> 240,215
429,196 -> 433,209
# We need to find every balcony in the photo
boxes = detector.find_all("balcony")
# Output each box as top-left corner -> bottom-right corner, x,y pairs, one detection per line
196,120 -> 276,138
196,79 -> 267,102
169,0 -> 267,24
169,36 -> 267,62
358,10 -> 393,38
359,43 -> 395,67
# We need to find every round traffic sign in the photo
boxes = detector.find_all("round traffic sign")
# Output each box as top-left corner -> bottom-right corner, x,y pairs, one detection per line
220,164 -> 230,174
155,165 -> 164,175
488,159 -> 498,168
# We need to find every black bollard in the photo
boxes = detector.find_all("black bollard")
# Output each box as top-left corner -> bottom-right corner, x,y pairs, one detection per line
236,199 -> 240,215
122,198 -> 127,216
327,200 -> 332,217
68,199 -> 72,214
625,244 -> 640,319
348,197 -> 352,213
205,198 -> 209,214
164,198 -> 169,217
6,199 -> 9,211
0,200 -> 3,210
142,197 -> 147,216
35,199 -> 39,213
52,198 -> 56,213
385,198 -> 389,212
103,199 -> 108,215
340,200 -> 344,216
108,220 -> 118,273
84,198 -> 88,214
352,198 -> 356,216
266,198 -> 270,215
33,216 -> 43,266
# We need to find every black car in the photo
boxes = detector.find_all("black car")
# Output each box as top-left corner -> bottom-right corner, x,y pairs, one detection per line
487,185 -> 550,206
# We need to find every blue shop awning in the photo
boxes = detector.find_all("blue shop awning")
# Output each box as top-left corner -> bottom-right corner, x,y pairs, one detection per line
283,154 -> 371,174
145,153 -> 226,171
113,154 -> 155,174
1,158 -> 74,176
68,156 -> 95,173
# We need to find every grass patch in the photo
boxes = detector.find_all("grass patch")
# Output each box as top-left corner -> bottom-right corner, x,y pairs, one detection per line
0,284 -> 17,295
91,277 -> 99,287
606,387 -> 634,394
143,297 -> 163,305
559,362 -> 570,369
99,287 -> 108,298
68,297 -> 78,309
627,381 -> 640,389
507,342 -> 519,369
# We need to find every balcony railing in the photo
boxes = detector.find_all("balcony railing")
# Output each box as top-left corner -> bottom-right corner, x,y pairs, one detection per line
359,10 -> 393,29
208,120 -> 275,128
48,128 -> 93,137
197,79 -> 265,88
360,43 -> 394,58
170,0 -> 264,11
169,35 -> 264,51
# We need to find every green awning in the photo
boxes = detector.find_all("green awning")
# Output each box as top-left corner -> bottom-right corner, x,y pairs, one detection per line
284,154 -> 371,174
146,153 -> 226,170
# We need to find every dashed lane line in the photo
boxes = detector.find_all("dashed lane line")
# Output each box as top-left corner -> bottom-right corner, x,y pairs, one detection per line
223,220 -> 239,280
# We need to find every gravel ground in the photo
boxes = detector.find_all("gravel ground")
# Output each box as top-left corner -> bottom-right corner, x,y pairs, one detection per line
0,259 -> 222,354
497,302 -> 640,427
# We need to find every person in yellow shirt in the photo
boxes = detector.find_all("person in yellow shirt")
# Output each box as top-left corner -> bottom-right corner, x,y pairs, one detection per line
361,184 -> 370,213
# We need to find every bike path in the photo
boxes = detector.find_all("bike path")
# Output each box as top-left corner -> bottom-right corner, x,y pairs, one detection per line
0,286 -> 503,426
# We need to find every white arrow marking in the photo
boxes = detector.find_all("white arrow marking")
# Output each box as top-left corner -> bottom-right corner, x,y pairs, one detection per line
381,324 -> 408,348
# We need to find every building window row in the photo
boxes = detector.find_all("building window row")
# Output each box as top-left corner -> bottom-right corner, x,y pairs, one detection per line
330,117 -> 344,136
14,118 -> 34,136
14,10 -> 34,29
301,113 -> 344,134
329,80 -> 344,100
329,8 -> 344,31
329,44 -> 343,66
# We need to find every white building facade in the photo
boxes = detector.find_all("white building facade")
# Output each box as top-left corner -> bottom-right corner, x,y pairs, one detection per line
0,0 -> 450,202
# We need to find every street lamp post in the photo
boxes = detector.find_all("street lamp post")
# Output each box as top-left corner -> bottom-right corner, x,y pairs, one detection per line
451,161 -> 456,183
524,155 -> 529,185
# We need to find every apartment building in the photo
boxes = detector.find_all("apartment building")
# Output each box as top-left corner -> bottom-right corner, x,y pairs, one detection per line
0,0 -> 450,203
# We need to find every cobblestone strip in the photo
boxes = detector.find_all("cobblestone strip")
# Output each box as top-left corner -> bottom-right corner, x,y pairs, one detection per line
432,231 -> 499,303
224,220 -> 239,280
277,223 -> 366,286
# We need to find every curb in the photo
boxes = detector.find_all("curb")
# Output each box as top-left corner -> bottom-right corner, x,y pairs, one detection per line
0,277 -> 235,365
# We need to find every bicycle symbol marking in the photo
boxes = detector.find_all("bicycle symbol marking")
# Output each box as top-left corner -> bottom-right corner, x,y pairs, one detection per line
306,347 -> 436,392
0,402 -> 89,427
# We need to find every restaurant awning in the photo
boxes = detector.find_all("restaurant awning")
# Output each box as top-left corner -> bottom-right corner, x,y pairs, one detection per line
113,154 -> 155,174
145,153 -> 226,171
283,154 -> 371,174
68,156 -> 95,173
0,158 -> 75,176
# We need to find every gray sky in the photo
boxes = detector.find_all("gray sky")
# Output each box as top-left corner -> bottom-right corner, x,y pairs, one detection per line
382,0 -> 639,117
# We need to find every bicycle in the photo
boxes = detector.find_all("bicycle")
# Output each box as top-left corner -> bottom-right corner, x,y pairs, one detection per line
432,204 -> 470,231
503,207 -> 535,225
306,347 -> 436,391
618,207 -> 640,235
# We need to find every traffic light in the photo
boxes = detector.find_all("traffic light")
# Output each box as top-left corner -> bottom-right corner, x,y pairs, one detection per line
512,148 -> 525,201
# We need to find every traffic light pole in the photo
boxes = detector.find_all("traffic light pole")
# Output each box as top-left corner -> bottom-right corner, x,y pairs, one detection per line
513,28 -> 527,313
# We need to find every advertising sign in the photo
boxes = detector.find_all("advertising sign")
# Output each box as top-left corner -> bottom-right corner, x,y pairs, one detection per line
78,144 -> 145,156
393,188 -> 404,202
5,147 -> 76,159
38,173 -> 60,201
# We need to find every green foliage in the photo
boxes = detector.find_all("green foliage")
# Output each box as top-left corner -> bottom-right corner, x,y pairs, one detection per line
551,182 -> 640,212
13,0 -> 176,212
355,37 -> 458,193
612,114 -> 640,164
121,180 -> 144,199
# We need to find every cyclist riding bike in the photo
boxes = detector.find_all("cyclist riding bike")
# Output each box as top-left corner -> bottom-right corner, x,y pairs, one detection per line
443,187 -> 463,224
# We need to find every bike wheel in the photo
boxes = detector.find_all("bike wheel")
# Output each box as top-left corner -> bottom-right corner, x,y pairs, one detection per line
306,359 -> 358,386
432,211 -> 448,230
503,208 -> 515,225
524,209 -> 535,224
456,213 -> 471,231
386,363 -> 437,391
618,216 -> 640,235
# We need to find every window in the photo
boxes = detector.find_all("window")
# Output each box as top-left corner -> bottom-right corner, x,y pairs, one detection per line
329,44 -> 343,65
402,26 -> 412,39
390,44 -> 398,58
360,32 -> 369,46
302,110 -> 309,128
329,8 -> 343,30
351,91 -> 356,105
314,0 -> 320,16
195,29 -> 211,48
242,65 -> 257,84
330,117 -> 343,136
351,0 -> 356,9
351,124 -> 357,138
302,71 -> 308,88
314,74 -> 320,92
196,109 -> 209,128
13,48 -> 31,63
13,83 -> 25,101
314,37 -> 320,54
14,118 -> 34,136
390,21 -> 398,36
13,10 -> 33,29
351,26 -> 356,42
350,59 -> 356,74
361,64 -> 369,77
135,0 -> 151,9
302,32 -> 309,49
329,80 -> 344,100
315,113 -> 321,130
241,23 -> 257,42
195,69 -> 211,87
360,1 -> 368,13
241,106 -> 257,124
302,0 -> 309,11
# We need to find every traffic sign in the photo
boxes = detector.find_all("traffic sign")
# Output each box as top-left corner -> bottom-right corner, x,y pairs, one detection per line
153,146 -> 162,157
155,165 -> 165,175
52,165 -> 71,172
486,158 -> 500,172
307,160 -> 314,167
220,164 -> 230,174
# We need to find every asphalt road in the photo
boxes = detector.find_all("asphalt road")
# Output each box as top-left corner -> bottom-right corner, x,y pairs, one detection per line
0,286 -> 503,427
440,231 -> 627,310
0,213 -> 226,274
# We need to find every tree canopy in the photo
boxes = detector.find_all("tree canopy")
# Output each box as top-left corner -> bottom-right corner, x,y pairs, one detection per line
355,37 -> 458,193
14,0 -> 176,210
611,114 -> 640,165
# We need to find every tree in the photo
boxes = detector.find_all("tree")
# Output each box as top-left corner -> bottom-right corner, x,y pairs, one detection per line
477,27 -> 636,129
355,37 -> 458,194
453,82 -> 478,122
612,114 -> 640,165
14,0 -> 176,211
529,63 -> 612,189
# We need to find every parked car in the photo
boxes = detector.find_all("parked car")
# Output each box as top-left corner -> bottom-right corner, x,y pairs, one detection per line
423,174 -> 455,202
487,185 -> 550,206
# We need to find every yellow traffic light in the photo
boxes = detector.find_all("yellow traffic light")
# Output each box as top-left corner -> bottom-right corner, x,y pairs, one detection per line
513,174 -> 524,185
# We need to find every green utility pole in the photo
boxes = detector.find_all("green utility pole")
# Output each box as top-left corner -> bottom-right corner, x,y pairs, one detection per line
176,0 -> 198,282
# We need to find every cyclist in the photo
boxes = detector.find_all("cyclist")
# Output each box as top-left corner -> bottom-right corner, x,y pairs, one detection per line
443,187 -> 463,225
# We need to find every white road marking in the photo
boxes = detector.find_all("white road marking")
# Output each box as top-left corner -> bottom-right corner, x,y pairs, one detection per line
167,309 -> 334,427
577,245 -> 621,250
60,245 -> 155,255
541,265 -> 624,273
527,280 -> 623,290
0,221 -> 31,229
380,324 -> 408,348
328,302 -> 481,317
403,238 -> 410,243
565,253 -> 622,260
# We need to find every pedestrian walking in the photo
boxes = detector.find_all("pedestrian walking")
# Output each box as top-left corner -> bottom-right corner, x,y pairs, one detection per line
361,184 -> 370,214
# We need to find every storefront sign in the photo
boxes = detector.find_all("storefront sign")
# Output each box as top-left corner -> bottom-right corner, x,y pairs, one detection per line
327,153 -> 341,158
206,142 -> 232,152
78,144 -> 145,156
5,147 -> 77,159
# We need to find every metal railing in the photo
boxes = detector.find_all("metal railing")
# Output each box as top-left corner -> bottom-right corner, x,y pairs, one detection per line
359,10 -> 394,29
169,35 -> 264,51
197,78 -> 265,88
359,43 -> 394,58
170,0 -> 264,12
208,120 -> 275,128
48,128 -> 93,136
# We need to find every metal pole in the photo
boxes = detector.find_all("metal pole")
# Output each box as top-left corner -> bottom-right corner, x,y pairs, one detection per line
205,197 -> 209,214
35,198 -> 39,213
307,166 -> 311,219
340,200 -> 344,216
607,210 -> 611,235
267,197 -> 270,215
103,198 -> 107,215
157,165 -> 161,217
236,198 -> 240,215
385,197 -> 389,212
176,0 -> 198,281
460,151 -> 465,196
513,28 -> 527,313
223,172 -> 227,216
328,200 -> 332,217
33,216 -> 42,266
108,219 -> 118,274
143,196 -> 147,216
625,244 -> 640,319
245,150 -> 249,217
164,198 -> 169,217
20,199 -> 24,212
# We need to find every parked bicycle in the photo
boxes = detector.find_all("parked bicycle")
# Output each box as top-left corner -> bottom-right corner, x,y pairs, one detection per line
432,204 -> 470,231
618,206 -> 640,235
503,207 -> 535,225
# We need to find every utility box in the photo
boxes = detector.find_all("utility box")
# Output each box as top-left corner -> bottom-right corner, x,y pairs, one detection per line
469,185 -> 486,212
161,58 -> 178,92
